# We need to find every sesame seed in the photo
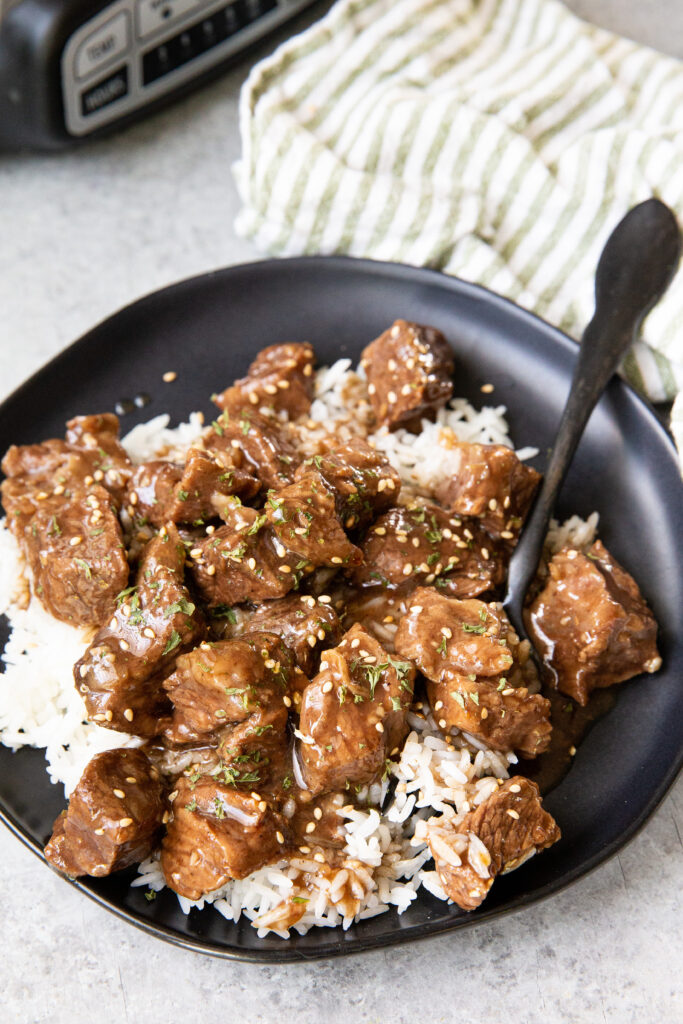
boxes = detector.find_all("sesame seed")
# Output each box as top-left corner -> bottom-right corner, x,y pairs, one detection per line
189,547 -> 202,559
375,722 -> 384,733
314,852 -> 326,864
93,713 -> 106,722
69,536 -> 82,547
294,526 -> 307,535
481,708 -> 489,719
283,696 -> 292,708
258,801 -> 267,812
509,784 -> 521,793
502,688 -> 514,696
125,776 -> 137,784
322,680 -> 333,694
387,391 -> 397,404
264,384 -> 278,395
373,526 -> 387,536
279,564 -> 292,574
500,530 -> 515,540
163,371 -> 177,382
480,383 -> 494,393
143,627 -> 155,639
402,563 -> 413,576
303,363 -> 313,377
206,565 -> 216,577
506,809 -> 520,820
105,710 -> 113,722
318,595 -> 331,604
36,491 -> 48,501
368,382 -> 376,395
275,543 -> 286,558
113,789 -> 125,799
276,831 -> 285,844
313,807 -> 323,821
162,811 -> 170,824
119,817 -> 134,827
305,822 -> 316,834
94,828 -> 105,836
299,845 -> 311,854
569,745 -> 577,756
119,639 -> 130,652
438,719 -> 447,729
434,701 -> 443,711
306,635 -> 317,648
440,627 -> 452,638
169,790 -> 178,802
129,491 -> 139,506
251,792 -> 261,802
410,605 -> 423,614
330,556 -> 343,565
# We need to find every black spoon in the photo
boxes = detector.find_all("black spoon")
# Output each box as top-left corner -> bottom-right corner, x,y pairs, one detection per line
503,198 -> 681,648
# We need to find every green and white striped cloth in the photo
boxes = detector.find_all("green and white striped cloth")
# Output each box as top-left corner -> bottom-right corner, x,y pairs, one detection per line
234,0 -> 683,460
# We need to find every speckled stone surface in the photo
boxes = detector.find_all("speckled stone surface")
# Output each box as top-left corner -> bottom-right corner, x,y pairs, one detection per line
0,3 -> 682,1021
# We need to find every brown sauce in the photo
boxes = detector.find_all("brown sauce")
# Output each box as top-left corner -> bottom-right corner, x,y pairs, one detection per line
518,686 -> 616,795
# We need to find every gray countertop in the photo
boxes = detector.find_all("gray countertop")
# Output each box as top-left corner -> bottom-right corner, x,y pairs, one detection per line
1,3 -> 681,1021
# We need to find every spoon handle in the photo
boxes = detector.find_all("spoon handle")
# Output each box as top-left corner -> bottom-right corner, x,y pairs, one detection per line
504,199 -> 681,631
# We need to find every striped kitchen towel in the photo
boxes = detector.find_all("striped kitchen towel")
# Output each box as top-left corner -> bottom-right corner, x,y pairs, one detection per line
234,0 -> 683,459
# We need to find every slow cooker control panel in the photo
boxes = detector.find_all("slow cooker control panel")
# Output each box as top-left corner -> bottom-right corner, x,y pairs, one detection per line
61,0 -> 306,136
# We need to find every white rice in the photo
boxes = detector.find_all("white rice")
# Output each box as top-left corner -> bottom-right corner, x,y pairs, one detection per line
0,359 -> 592,934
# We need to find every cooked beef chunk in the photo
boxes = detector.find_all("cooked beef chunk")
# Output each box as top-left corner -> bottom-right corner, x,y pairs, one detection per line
125,450 -> 258,529
395,588 -> 550,757
265,471 -> 362,572
350,503 -> 505,600
418,777 -> 560,910
295,438 -> 401,531
204,407 -> 299,491
162,632 -> 306,745
190,477 -> 361,608
44,749 -> 165,878
297,624 -> 415,796
527,540 -> 661,706
360,320 -> 454,430
2,413 -> 132,510
161,776 -> 286,899
214,342 -> 315,420
74,524 -> 206,736
215,703 -> 291,792
6,485 -> 129,627
239,594 -> 342,675
434,441 -> 541,546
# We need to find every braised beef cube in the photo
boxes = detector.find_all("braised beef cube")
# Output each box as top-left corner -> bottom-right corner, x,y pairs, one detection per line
214,343 -> 315,420
395,588 -> 550,757
2,413 -> 132,521
265,472 -> 362,573
205,407 -> 299,490
418,777 -> 560,911
125,460 -> 183,527
44,749 -> 165,878
126,450 -> 259,530
63,414 -> 132,504
74,523 -> 206,736
298,624 -> 415,796
14,486 -> 129,627
360,320 -> 454,430
215,703 -> 291,791
527,540 -> 660,706
295,438 -> 401,531
189,505 -> 295,608
163,632 -> 306,744
243,594 -> 342,676
434,441 -> 541,545
161,777 -> 286,899
350,503 -> 505,600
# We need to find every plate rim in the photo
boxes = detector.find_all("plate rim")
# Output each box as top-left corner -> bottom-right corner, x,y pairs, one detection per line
1,254 -> 681,962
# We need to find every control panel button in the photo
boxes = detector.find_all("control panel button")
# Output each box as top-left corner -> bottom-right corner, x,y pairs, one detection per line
81,66 -> 130,116
76,12 -> 130,80
137,0 -> 208,40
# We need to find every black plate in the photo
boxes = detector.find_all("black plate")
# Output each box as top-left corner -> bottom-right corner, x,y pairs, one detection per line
1,257 -> 681,962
